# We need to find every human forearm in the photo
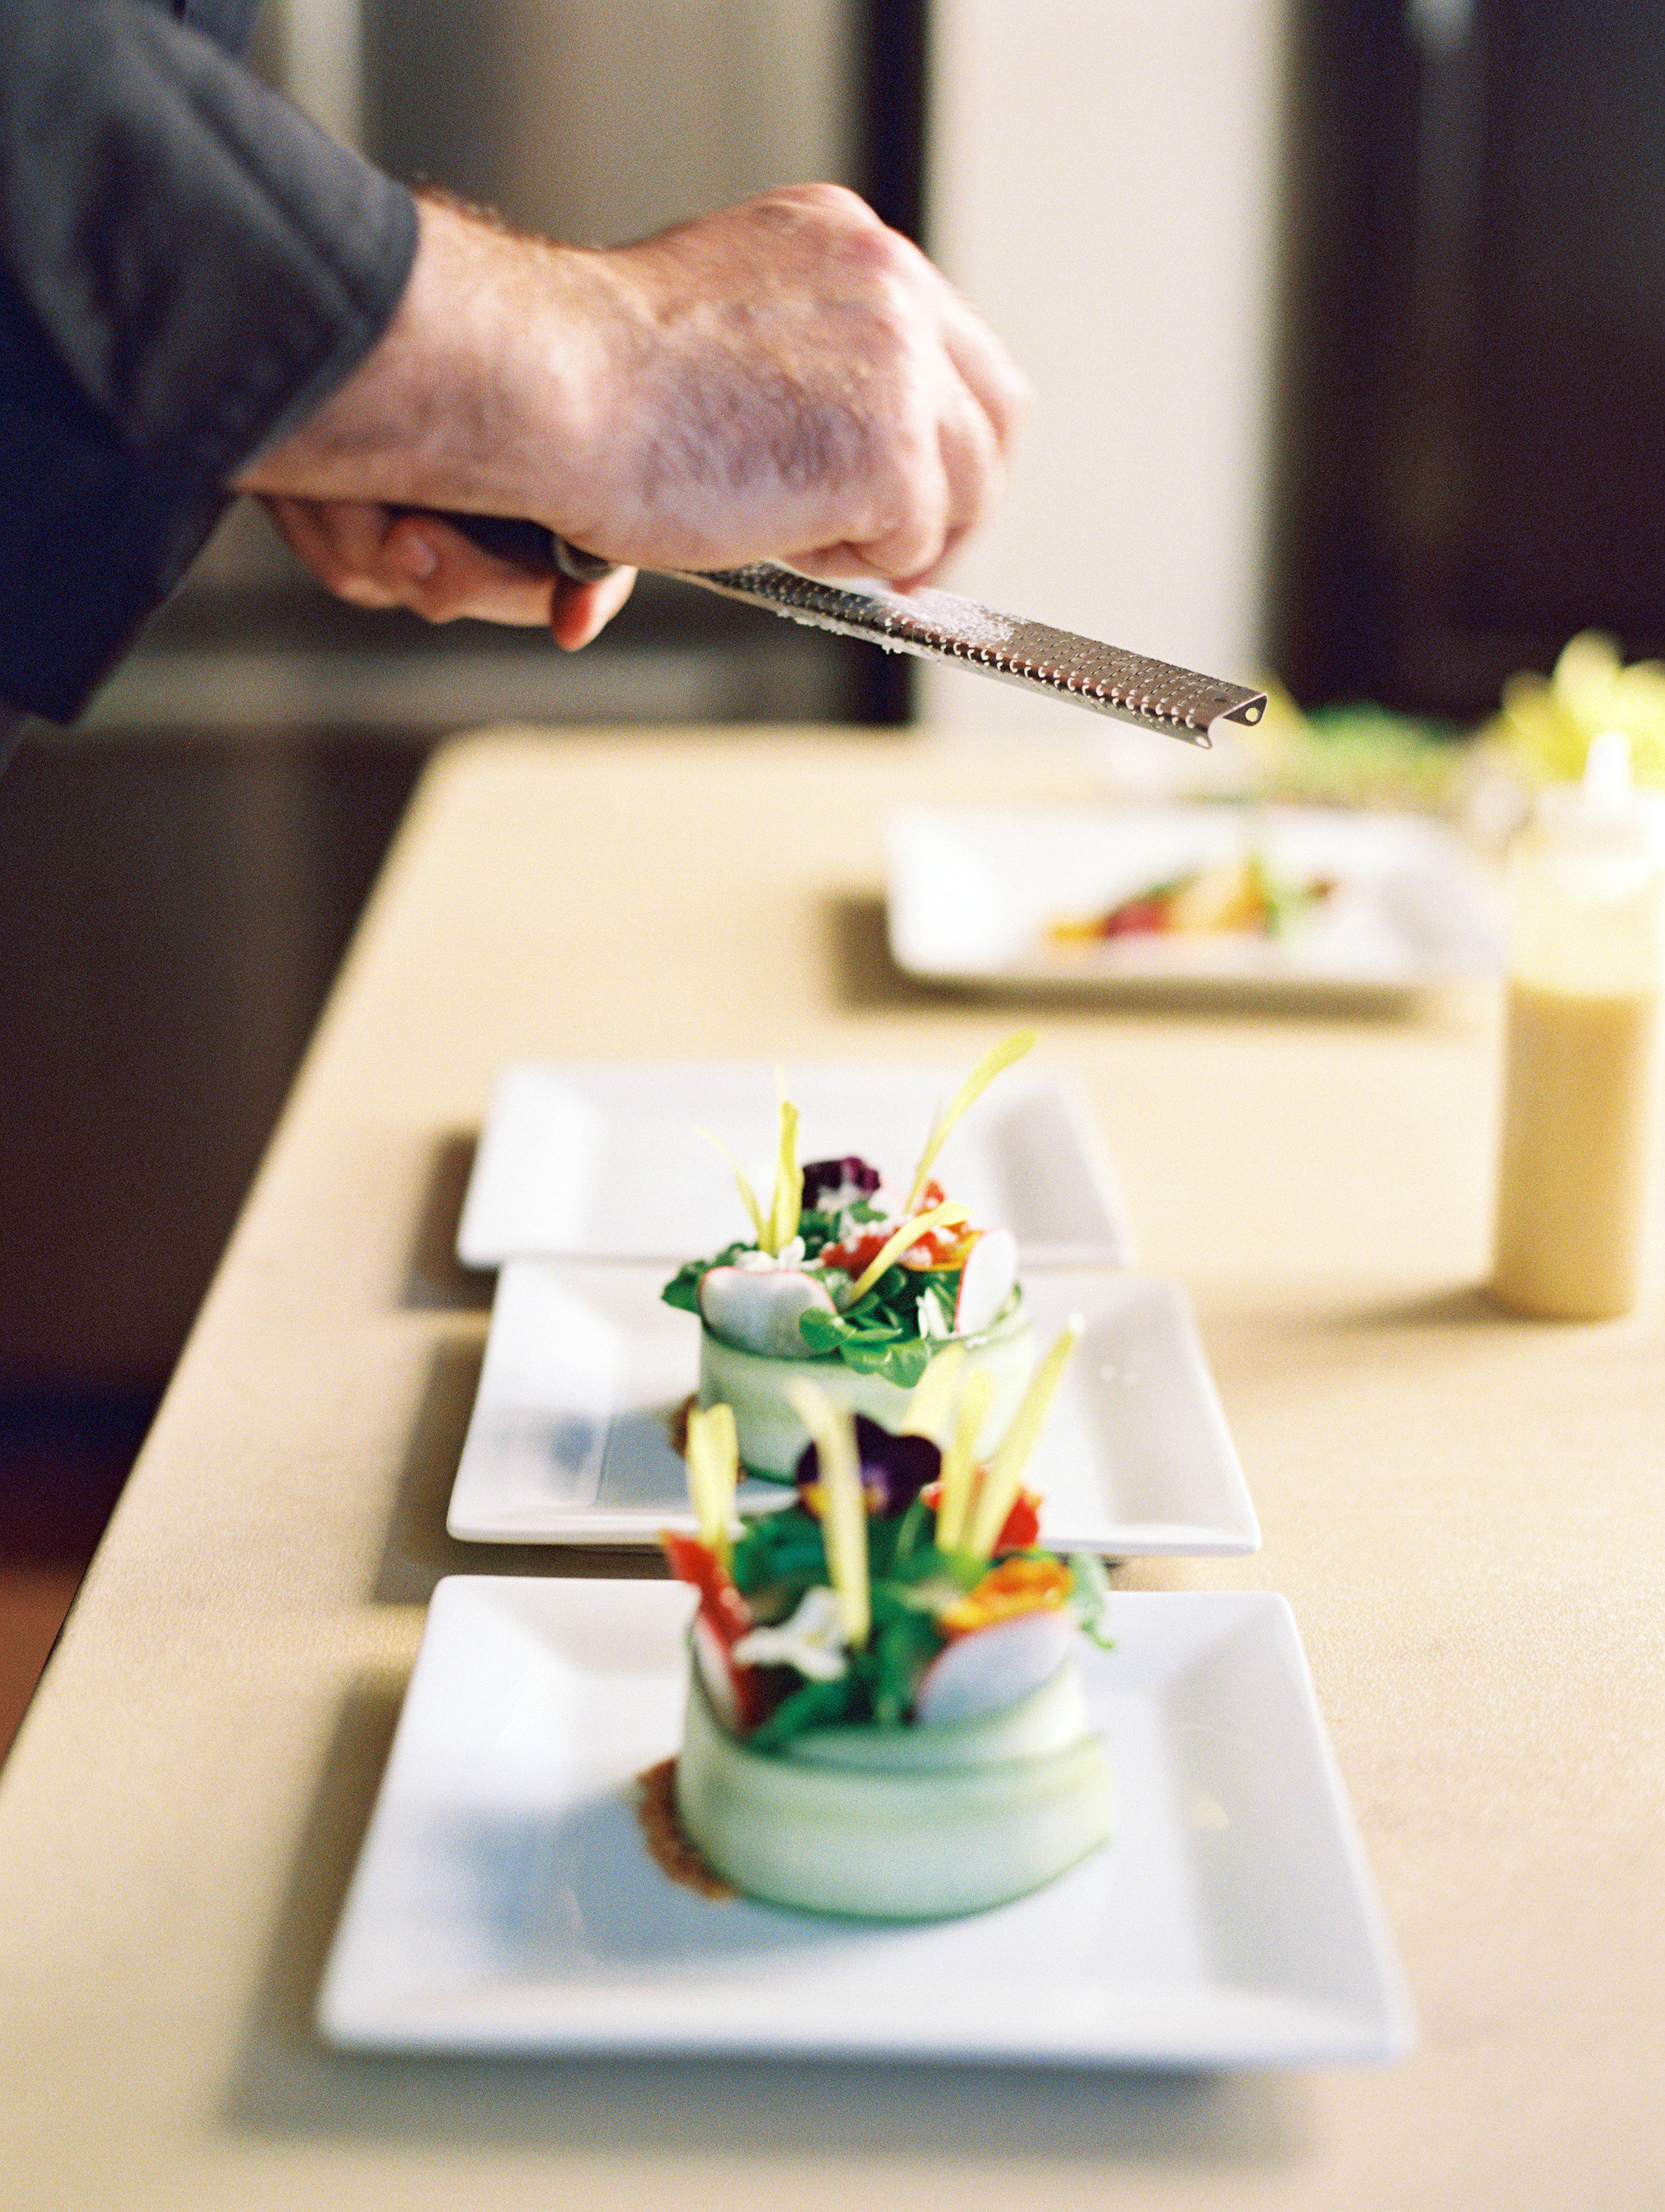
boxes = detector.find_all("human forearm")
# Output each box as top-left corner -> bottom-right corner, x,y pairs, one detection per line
234,184 -> 1029,590
233,195 -> 608,529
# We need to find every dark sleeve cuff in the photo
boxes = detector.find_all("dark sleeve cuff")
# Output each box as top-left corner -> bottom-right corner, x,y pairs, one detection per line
0,0 -> 417,720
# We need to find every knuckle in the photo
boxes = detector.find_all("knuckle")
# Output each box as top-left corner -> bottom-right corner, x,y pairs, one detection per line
848,229 -> 918,302
774,180 -> 872,224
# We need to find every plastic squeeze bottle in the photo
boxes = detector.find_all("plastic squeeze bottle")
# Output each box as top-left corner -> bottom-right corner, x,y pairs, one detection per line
1492,729 -> 1665,1318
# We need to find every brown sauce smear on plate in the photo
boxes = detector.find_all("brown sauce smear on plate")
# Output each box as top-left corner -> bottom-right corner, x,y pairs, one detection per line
667,1393 -> 696,1457
635,1758 -> 737,1900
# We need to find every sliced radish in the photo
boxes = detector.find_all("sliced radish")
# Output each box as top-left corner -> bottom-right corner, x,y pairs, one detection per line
698,1264 -> 836,1357
913,1610 -> 1075,1726
952,1227 -> 1018,1337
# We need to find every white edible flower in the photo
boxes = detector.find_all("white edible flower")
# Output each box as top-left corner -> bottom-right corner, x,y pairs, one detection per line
731,1585 -> 851,1681
734,1236 -> 806,1272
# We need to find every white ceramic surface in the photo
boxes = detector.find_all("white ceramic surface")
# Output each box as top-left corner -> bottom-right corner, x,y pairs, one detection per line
317,1578 -> 1416,2066
456,1059 -> 1134,1268
447,1262 -> 1260,1555
884,802 -> 1503,992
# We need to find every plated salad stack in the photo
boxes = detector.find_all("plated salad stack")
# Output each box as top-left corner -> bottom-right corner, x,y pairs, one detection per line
662,1034 -> 1040,1476
658,1328 -> 1113,1921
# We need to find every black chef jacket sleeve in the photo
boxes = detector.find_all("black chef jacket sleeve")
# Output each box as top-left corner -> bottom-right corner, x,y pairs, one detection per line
0,0 -> 417,721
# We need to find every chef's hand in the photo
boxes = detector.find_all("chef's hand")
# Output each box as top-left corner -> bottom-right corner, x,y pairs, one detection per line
233,183 -> 1028,599
542,181 -> 1032,585
258,497 -> 635,648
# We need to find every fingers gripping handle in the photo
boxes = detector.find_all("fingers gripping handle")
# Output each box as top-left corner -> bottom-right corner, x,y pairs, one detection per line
389,509 -> 610,581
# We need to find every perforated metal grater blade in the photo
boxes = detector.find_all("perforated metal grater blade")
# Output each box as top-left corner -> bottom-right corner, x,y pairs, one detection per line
679,565 -> 1266,747
424,514 -> 1266,745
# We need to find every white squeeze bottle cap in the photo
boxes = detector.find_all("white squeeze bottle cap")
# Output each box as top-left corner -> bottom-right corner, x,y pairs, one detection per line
1581,726 -> 1636,813
1509,729 -> 1664,998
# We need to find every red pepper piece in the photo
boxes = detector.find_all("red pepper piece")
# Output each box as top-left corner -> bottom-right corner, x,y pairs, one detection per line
662,1530 -> 776,1732
994,1489 -> 1042,1551
1104,897 -> 1169,936
661,1530 -> 754,1645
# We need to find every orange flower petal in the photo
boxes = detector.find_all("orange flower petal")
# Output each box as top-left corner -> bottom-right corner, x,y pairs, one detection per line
938,1555 -> 1071,1637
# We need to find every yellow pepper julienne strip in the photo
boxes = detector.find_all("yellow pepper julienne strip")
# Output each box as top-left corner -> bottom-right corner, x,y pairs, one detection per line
904,1030 -> 1038,1214
767,1087 -> 802,1257
700,1093 -> 802,1257
684,1400 -> 740,1569
843,1200 -> 970,1307
900,1341 -> 968,1442
698,1128 -> 767,1247
964,1314 -> 1084,1558
932,1367 -> 992,1553
784,1378 -> 870,1645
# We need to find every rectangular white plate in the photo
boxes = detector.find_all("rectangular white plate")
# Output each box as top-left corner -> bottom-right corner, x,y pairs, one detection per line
318,1578 -> 1415,2066
456,1059 -> 1134,1269
447,1262 -> 1259,1556
884,802 -> 1502,993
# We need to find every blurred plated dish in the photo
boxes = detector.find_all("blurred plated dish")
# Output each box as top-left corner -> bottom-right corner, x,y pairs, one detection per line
884,802 -> 1503,996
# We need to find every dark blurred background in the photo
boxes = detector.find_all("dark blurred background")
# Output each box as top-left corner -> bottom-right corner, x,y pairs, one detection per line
6,0 -> 1665,1741
1269,0 -> 1665,714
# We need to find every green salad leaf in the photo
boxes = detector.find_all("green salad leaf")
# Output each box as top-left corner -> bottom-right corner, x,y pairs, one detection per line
729,1501 -> 1051,1748
662,1246 -> 963,1385
660,1240 -> 753,1317
747,1671 -> 864,1751
729,1507 -> 835,1623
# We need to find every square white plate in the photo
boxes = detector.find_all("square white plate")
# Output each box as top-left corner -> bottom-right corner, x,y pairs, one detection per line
884,802 -> 1502,993
447,1262 -> 1259,1556
317,1578 -> 1415,2066
456,1060 -> 1134,1269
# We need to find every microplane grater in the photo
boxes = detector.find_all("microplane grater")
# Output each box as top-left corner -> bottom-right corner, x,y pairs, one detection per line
679,563 -> 1263,746
429,514 -> 1267,747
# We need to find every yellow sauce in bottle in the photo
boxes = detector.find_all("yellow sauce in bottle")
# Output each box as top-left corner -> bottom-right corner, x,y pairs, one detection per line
1490,735 -> 1665,1320
1491,977 -> 1662,1318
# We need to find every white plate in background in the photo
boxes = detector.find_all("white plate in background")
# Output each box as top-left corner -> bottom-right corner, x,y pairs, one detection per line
456,1060 -> 1134,1270
885,802 -> 1502,992
446,1261 -> 1259,1556
317,1577 -> 1414,2067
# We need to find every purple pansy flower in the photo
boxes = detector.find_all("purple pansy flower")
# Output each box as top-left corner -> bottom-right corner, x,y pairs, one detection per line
796,1414 -> 942,1519
801,1155 -> 882,1214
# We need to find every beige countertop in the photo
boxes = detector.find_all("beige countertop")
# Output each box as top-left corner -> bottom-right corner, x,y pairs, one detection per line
3,726 -> 1661,2209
